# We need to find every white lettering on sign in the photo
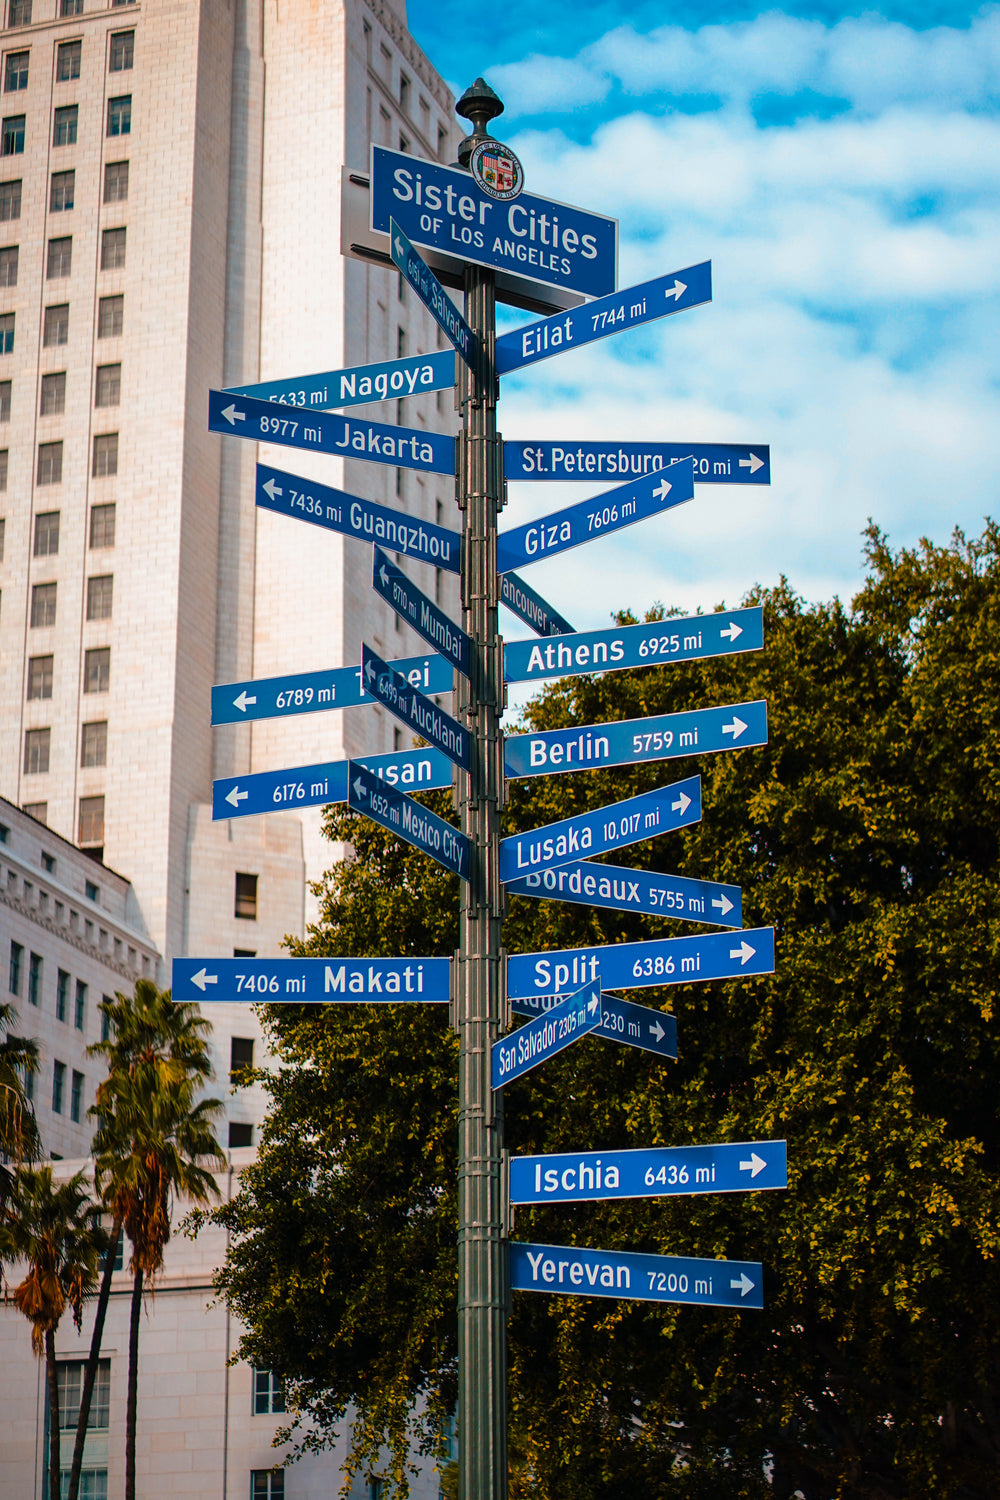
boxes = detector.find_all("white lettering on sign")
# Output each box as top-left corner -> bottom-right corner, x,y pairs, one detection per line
524,1249 -> 629,1290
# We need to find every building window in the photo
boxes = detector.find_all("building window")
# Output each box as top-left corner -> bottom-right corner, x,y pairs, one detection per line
7,0 -> 31,24
43,303 -> 69,346
111,0 -> 136,6
109,31 -> 133,71
70,1068 -> 83,1121
30,582 -> 57,627
27,655 -> 53,699
230,1036 -> 254,1085
37,441 -> 63,485
81,720 -> 107,767
24,727 -> 50,773
251,1472 -> 284,1500
74,979 -> 86,1030
106,95 -> 130,137
234,872 -> 258,920
60,0 -> 83,14
34,510 -> 60,555
97,293 -> 122,338
228,1122 -> 253,1148
92,432 -> 118,476
52,1059 -> 65,1114
78,794 -> 104,847
27,950 -> 41,1005
103,159 -> 128,202
0,377 -> 8,419
89,502 -> 115,548
86,574 -> 112,620
47,236 -> 72,277
50,168 -> 75,211
3,50 -> 28,91
1,115 -> 24,155
24,1060 -> 33,1100
9,940 -> 22,994
22,801 -> 46,823
95,363 -> 120,406
41,851 -> 55,872
399,72 -> 410,113
100,226 -> 125,269
0,243 -> 16,287
252,1369 -> 285,1415
0,176 -> 18,218
83,646 -> 110,693
40,372 -> 66,415
56,39 -> 81,82
85,879 -> 98,902
56,1360 -> 111,1430
0,310 -> 12,352
56,969 -> 68,1020
53,105 -> 78,148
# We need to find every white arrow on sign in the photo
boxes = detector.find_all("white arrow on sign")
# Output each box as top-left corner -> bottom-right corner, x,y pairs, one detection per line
740,1152 -> 767,1178
664,279 -> 688,302
221,404 -> 245,425
379,563 -> 390,588
352,774 -> 367,800
652,477 -> 673,502
722,716 -> 748,739
365,660 -> 377,686
739,453 -> 765,474
225,786 -> 248,808
729,941 -> 756,966
649,1018 -> 666,1043
394,232 -> 406,261
712,894 -> 734,917
719,622 -> 743,642
262,477 -> 282,502
233,691 -> 257,713
671,791 -> 692,817
587,994 -> 600,1016
191,968 -> 218,992
730,1273 -> 755,1297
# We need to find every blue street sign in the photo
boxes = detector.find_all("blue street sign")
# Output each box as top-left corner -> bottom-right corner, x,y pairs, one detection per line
212,652 -> 453,726
502,608 -> 763,686
510,1140 -> 788,1205
372,547 -> 470,679
499,571 -> 573,637
505,440 -> 769,486
505,700 -> 768,779
495,263 -> 712,376
506,927 -> 775,1003
257,464 -> 461,573
371,145 -> 618,300
509,1241 -> 763,1310
363,644 -> 471,772
209,388 -> 454,476
492,975 -> 602,1090
496,460 -> 695,575
172,956 -> 450,1005
506,860 -> 742,930
499,777 -> 700,884
588,992 -> 678,1058
212,747 -> 453,821
389,218 -> 479,372
347,761 -> 470,881
226,350 -> 455,411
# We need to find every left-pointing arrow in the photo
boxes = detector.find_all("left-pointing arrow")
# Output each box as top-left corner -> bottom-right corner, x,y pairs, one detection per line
352,775 -> 366,800
225,786 -> 248,807
191,968 -> 218,991
233,691 -> 257,713
221,404 -> 245,425
262,477 -> 281,501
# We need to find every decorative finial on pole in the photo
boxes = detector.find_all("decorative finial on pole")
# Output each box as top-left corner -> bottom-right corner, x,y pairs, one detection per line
457,77 -> 504,167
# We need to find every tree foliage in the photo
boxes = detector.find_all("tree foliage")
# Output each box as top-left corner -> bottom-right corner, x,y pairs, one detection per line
211,524 -> 1000,1498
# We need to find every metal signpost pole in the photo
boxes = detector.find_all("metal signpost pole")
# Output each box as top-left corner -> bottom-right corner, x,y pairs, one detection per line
454,80 -> 508,1500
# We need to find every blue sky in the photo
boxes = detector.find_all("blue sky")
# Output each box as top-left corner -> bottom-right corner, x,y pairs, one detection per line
405,1 -> 1000,637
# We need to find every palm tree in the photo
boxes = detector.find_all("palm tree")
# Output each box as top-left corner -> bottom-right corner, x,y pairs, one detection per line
0,999 -> 41,1213
0,1166 -> 106,1500
77,981 -> 225,1500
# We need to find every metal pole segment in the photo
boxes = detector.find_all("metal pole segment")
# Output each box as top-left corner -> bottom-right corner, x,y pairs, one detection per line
456,243 -> 508,1497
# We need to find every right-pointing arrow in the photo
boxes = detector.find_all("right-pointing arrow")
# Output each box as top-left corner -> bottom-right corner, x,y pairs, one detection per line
262,477 -> 282,501
722,716 -> 748,739
649,1019 -> 666,1043
730,941 -> 756,965
712,894 -> 734,916
719,622 -> 743,642
740,1152 -> 767,1178
739,453 -> 765,473
191,968 -> 218,992
671,791 -> 692,816
730,1273 -> 755,1297
665,279 -> 687,302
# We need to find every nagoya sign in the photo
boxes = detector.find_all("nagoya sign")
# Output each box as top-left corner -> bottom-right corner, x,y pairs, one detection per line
509,1242 -> 763,1309
363,644 -> 471,772
504,701 -> 768,778
506,928 -> 776,1003
370,145 -> 618,299
389,218 -> 479,372
225,349 -> 455,411
211,651 -> 453,726
505,440 -> 769,486
257,465 -> 461,573
347,761 -> 470,881
510,1140 -> 788,1204
506,861 -> 742,929
209,389 -> 454,475
502,608 -> 763,685
171,956 -> 451,1005
495,263 -> 712,375
212,747 -> 454,822
372,546 -> 470,679
498,777 -> 700,884
496,460 -> 696,575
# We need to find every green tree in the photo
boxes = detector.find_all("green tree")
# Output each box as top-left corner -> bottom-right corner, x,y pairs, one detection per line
0,1166 -> 106,1500
0,1000 -> 41,1211
210,525 -> 1000,1498
73,981 -> 225,1500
